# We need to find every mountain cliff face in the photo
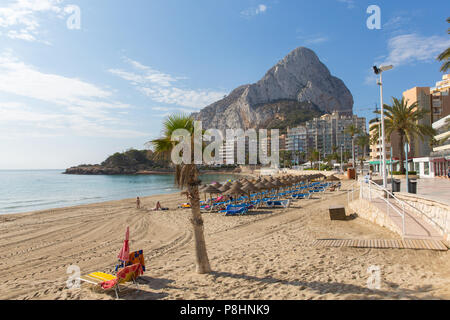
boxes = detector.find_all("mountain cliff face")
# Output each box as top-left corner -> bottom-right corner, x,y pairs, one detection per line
193,47 -> 353,130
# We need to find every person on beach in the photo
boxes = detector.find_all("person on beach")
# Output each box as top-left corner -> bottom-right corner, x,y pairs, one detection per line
153,201 -> 162,211
364,173 -> 370,184
136,197 -> 141,209
153,201 -> 169,211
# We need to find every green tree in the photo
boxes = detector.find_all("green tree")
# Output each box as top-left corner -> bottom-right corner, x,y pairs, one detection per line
300,151 -> 306,163
373,97 -> 435,174
150,114 -> 211,274
307,149 -> 319,169
437,17 -> 450,72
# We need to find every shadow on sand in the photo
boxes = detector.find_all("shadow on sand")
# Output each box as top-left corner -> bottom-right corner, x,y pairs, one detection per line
209,271 -> 437,299
106,276 -> 175,300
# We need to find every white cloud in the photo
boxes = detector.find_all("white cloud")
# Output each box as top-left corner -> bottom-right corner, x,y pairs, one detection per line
0,0 -> 66,42
296,30 -> 329,46
383,16 -> 411,32
364,33 -> 450,86
383,33 -> 450,67
0,51 -> 148,138
241,4 -> 268,17
304,36 -> 329,45
0,51 -> 127,112
110,58 -> 227,110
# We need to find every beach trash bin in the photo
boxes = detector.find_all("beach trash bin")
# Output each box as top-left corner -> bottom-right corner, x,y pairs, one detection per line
347,168 -> 355,180
329,206 -> 347,220
408,179 -> 417,194
392,179 -> 401,192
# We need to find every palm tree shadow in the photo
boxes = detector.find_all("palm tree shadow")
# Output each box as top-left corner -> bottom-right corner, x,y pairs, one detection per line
209,271 -> 436,299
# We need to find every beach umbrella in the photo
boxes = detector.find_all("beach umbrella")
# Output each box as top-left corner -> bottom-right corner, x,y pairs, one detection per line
230,180 -> 243,188
117,226 -> 130,265
254,181 -> 267,190
241,182 -> 259,196
202,185 -> 221,205
326,175 -> 340,182
317,173 -> 326,181
224,185 -> 246,204
218,184 -> 231,193
280,179 -> 291,189
211,181 -> 222,188
263,180 -> 276,190
241,183 -> 259,203
199,185 -> 209,201
203,185 -> 220,197
271,179 -> 284,193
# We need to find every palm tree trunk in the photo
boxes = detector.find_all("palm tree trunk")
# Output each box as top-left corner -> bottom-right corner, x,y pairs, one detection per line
187,180 -> 211,274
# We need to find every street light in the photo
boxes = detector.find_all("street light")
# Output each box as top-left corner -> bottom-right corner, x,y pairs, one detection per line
373,64 -> 394,189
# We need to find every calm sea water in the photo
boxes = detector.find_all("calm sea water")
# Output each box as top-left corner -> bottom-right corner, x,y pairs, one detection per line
0,170 -> 238,215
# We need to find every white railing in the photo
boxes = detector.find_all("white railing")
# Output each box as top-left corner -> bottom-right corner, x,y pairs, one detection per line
346,181 -> 359,206
361,179 -> 406,237
396,194 -> 447,237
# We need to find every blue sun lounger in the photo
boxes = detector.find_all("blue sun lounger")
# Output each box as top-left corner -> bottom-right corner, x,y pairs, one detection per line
265,199 -> 290,208
224,205 -> 249,216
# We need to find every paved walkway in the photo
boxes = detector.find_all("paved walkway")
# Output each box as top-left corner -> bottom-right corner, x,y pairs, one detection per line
371,176 -> 450,205
362,177 -> 449,240
397,178 -> 450,206
370,197 -> 443,240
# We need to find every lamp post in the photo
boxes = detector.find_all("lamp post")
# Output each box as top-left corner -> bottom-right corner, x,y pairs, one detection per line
375,104 -> 382,176
340,144 -> 343,173
373,65 -> 394,189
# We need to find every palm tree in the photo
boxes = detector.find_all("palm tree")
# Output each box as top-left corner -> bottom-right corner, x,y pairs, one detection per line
150,114 -> 211,274
373,97 -> 435,174
344,124 -> 361,169
300,151 -> 306,163
294,150 -> 300,165
437,17 -> 450,72
308,149 -> 319,169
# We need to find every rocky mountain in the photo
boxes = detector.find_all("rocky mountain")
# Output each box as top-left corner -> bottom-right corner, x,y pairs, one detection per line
193,47 -> 353,130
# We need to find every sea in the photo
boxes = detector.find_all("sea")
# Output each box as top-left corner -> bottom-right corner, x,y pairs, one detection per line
0,170 -> 239,215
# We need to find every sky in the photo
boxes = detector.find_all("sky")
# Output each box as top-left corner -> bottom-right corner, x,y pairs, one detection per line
0,0 -> 449,169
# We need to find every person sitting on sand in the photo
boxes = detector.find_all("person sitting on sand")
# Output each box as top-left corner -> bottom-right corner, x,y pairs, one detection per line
153,201 -> 169,211
136,197 -> 141,209
153,201 -> 162,211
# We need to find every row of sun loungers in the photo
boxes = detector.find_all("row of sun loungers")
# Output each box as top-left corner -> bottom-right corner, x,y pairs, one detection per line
193,181 -> 341,216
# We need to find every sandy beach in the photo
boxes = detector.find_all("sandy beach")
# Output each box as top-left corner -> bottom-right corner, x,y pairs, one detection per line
1,180 -> 449,300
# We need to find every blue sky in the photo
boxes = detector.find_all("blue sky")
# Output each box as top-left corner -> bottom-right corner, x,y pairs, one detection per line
0,0 -> 449,169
